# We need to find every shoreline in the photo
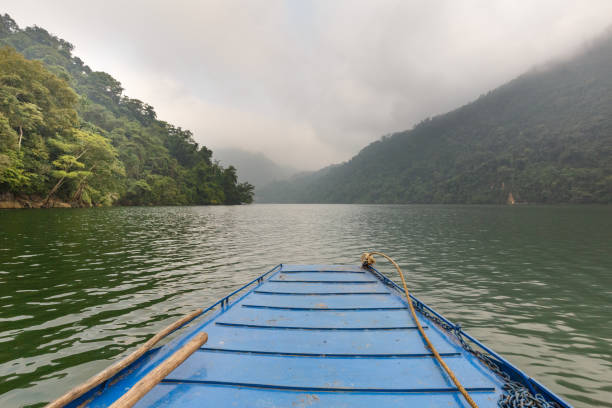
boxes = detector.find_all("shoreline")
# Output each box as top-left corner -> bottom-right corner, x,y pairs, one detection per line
1,199 -> 610,209
0,193 -> 74,209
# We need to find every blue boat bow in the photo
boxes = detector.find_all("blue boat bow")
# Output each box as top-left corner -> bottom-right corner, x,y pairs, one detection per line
57,263 -> 570,408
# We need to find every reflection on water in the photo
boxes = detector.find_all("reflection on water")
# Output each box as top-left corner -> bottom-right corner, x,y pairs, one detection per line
0,205 -> 611,407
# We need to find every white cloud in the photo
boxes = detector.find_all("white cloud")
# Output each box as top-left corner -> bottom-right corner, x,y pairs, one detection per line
4,0 -> 612,169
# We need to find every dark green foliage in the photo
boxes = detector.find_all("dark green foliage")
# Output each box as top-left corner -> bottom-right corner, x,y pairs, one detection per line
0,14 -> 253,206
259,31 -> 612,204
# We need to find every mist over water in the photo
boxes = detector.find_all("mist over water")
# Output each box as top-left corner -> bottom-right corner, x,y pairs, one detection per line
1,205 -> 611,407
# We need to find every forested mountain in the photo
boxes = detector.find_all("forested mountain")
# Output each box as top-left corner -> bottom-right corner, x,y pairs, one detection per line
213,148 -> 297,190
0,14 -> 253,207
259,30 -> 612,204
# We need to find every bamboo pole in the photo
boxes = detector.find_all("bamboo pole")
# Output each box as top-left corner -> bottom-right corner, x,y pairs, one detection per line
45,308 -> 203,408
108,332 -> 207,408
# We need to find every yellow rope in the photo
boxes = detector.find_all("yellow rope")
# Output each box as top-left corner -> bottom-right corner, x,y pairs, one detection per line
361,251 -> 479,408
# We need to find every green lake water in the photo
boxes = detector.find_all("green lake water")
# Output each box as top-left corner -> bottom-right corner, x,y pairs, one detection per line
0,204 -> 611,407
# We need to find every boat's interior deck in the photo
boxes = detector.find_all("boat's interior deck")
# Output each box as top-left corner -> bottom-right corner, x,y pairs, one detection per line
83,264 -> 505,407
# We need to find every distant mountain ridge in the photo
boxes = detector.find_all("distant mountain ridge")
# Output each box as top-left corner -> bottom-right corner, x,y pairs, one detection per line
258,29 -> 612,204
214,148 -> 297,188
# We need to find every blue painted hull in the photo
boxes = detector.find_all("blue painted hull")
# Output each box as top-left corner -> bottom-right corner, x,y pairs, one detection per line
67,264 -> 571,407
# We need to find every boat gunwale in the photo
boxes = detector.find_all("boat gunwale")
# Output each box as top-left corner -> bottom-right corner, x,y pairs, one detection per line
68,263 -> 571,408
365,264 -> 572,408
158,378 -> 498,394
66,264 -> 284,408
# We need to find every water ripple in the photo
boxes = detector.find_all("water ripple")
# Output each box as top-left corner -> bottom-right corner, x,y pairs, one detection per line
0,205 -> 611,407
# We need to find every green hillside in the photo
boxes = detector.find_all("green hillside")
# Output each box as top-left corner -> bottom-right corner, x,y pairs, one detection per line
0,14 -> 253,207
259,31 -> 612,204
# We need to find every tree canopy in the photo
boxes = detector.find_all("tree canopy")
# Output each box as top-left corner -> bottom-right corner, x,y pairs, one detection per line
0,14 -> 253,206
259,30 -> 612,204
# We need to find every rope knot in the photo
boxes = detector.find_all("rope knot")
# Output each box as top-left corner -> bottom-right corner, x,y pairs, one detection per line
361,252 -> 376,266
358,250 -> 479,408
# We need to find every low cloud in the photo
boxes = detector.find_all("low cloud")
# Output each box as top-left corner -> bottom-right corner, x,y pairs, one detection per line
4,0 -> 612,169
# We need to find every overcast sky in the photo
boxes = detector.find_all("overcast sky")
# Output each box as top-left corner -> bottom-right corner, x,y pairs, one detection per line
4,1 -> 612,169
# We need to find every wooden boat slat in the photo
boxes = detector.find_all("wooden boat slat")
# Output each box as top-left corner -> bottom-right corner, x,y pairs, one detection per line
202,323 -> 460,354
240,304 -> 410,310
279,264 -> 366,272
134,383 -> 504,408
269,279 -> 379,283
214,322 -> 428,330
254,290 -> 393,295
274,272 -> 375,280
163,350 -> 500,390
244,292 -> 405,308
258,281 -> 387,293
197,347 -> 462,358
216,303 -> 422,328
160,379 -> 497,393
63,264 -> 569,408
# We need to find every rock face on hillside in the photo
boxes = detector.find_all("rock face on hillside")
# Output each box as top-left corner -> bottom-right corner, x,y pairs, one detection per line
259,30 -> 612,204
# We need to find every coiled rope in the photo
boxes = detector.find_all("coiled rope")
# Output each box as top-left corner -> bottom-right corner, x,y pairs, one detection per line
361,251 -> 479,408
